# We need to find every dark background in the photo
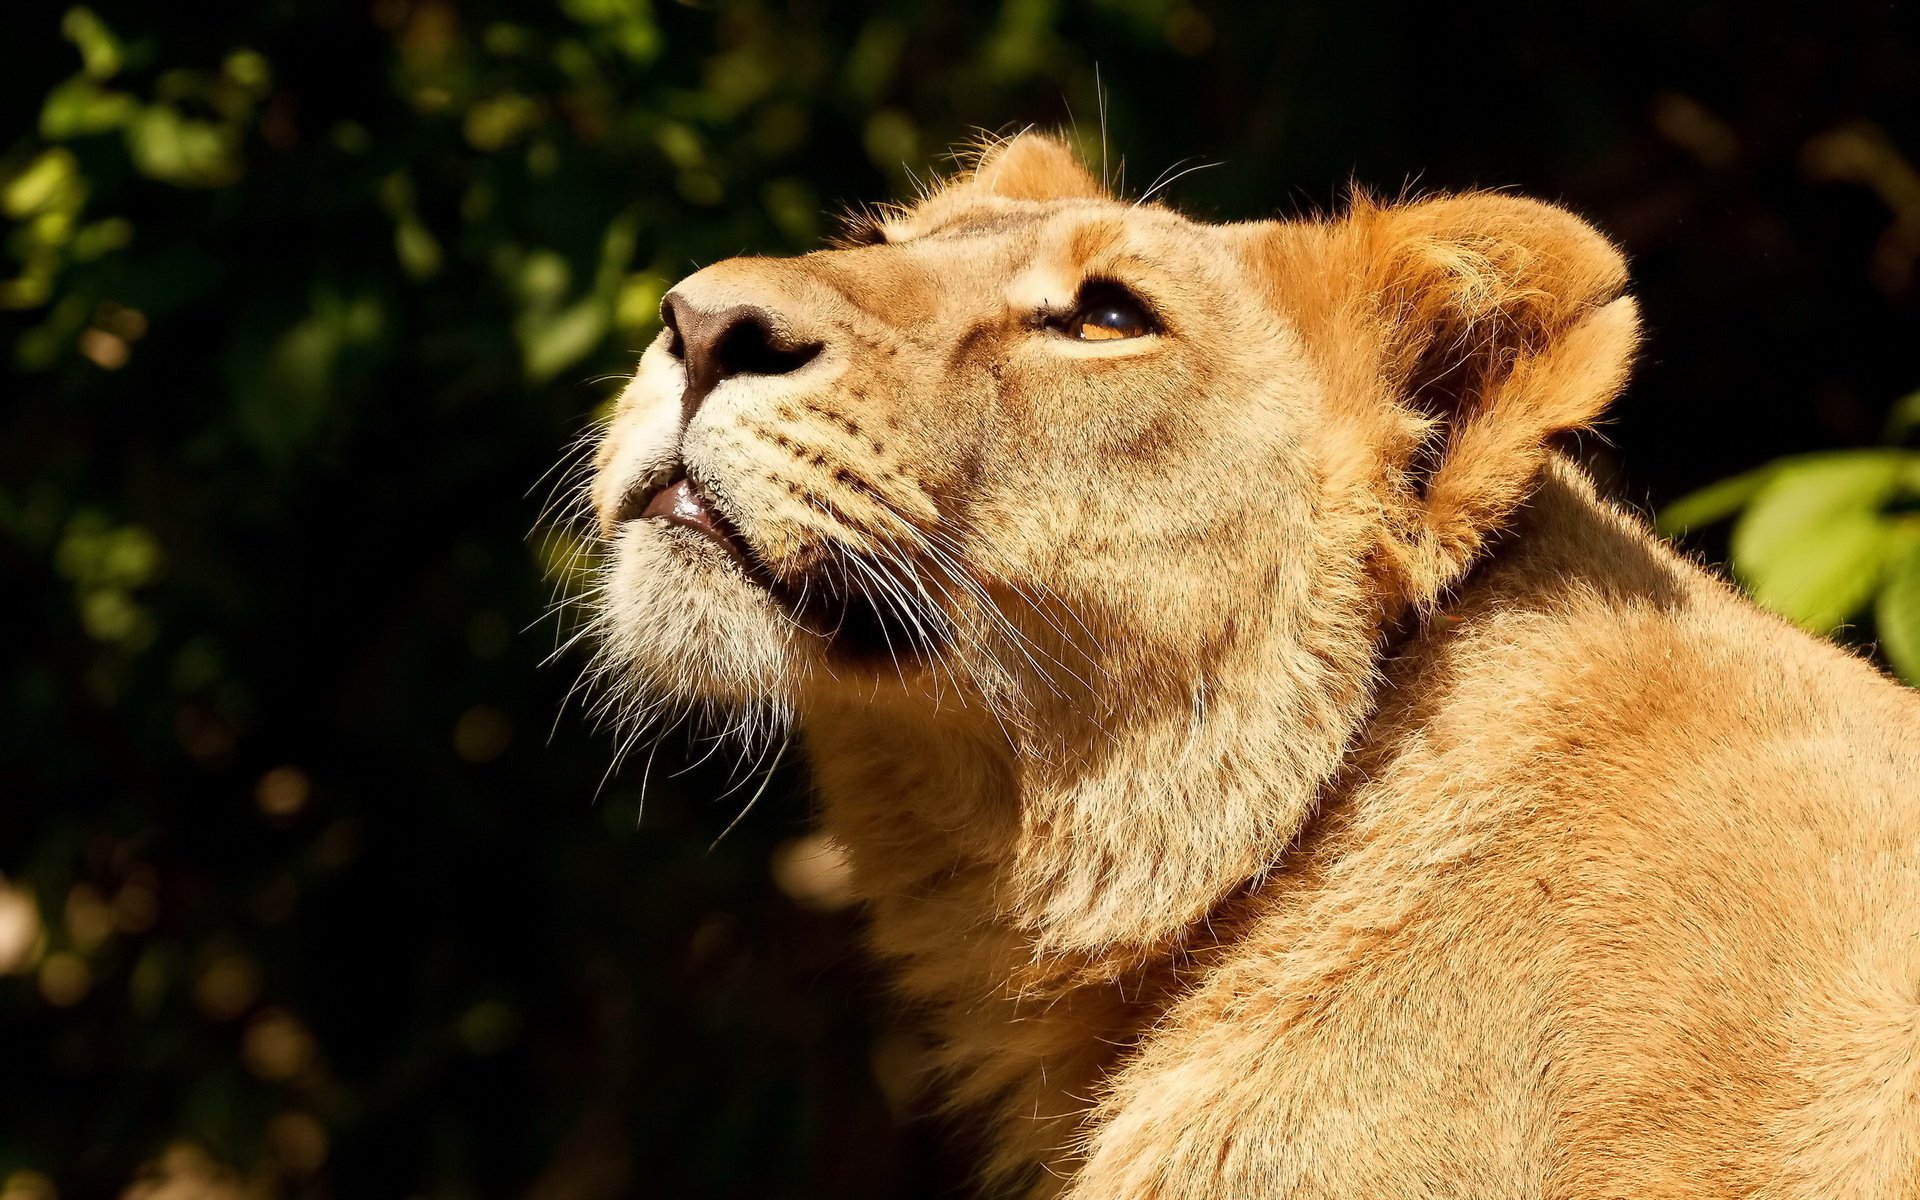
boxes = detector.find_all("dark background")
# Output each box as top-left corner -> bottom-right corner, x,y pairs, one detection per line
4,1 -> 1917,1197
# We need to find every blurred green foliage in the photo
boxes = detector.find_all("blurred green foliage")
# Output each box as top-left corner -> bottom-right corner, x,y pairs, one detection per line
5,1 -> 1920,1198
1661,392 -> 1920,680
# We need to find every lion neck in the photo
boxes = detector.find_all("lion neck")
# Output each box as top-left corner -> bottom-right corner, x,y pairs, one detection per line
793,482 -> 1386,1180
794,455 -> 1667,1185
801,461 -> 1656,986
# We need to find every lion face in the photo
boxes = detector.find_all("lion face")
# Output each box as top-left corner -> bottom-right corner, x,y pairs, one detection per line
581,131 -> 1637,948
588,138 -> 1345,734
581,136 -> 1637,949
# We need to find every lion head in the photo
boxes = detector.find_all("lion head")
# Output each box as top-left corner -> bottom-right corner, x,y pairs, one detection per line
580,133 -> 1637,954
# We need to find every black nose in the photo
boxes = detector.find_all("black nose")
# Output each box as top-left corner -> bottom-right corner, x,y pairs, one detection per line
660,294 -> 821,424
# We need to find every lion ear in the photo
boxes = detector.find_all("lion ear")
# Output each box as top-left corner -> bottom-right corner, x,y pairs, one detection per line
966,132 -> 1103,201
1335,194 -> 1642,605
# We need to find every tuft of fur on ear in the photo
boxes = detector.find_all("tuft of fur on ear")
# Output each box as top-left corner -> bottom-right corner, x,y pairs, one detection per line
1354,193 -> 1641,606
964,131 -> 1105,202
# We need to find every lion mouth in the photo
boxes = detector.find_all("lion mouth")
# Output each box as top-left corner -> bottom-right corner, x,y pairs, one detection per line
632,470 -> 948,666
639,473 -> 761,577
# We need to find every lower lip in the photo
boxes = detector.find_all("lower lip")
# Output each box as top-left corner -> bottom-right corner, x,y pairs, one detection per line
642,479 -> 758,575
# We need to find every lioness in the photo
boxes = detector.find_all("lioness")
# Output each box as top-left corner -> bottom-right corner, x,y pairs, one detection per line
579,133 -> 1920,1196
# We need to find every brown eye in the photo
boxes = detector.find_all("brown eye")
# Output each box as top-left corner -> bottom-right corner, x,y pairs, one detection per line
1062,284 -> 1156,341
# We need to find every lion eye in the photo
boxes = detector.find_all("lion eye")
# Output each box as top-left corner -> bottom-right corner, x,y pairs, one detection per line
1061,284 -> 1156,341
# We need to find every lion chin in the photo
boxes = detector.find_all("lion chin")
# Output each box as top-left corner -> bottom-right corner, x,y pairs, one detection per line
573,131 -> 1920,1198
594,517 -> 797,709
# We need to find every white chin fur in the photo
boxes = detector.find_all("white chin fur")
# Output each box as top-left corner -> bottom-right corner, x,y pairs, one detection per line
593,522 -> 803,719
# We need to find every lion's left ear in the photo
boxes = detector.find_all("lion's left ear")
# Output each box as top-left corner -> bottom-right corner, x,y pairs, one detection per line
1372,195 -> 1640,603
1264,194 -> 1641,607
965,132 -> 1104,201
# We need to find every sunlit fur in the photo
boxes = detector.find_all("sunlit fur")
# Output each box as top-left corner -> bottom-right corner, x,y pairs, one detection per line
573,134 -> 1920,1196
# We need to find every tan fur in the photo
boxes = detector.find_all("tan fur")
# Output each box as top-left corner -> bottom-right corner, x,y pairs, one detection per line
579,133 -> 1920,1196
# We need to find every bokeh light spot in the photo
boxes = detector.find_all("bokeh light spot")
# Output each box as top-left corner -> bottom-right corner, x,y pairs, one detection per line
0,881 -> 43,974
242,1009 -> 315,1080
769,833 -> 856,913
0,1169 -> 57,1200
120,1145 -> 244,1200
453,705 -> 513,763
254,766 -> 311,819
64,884 -> 113,951
265,1112 -> 329,1172
193,953 -> 261,1021
38,952 -> 91,1007
78,327 -> 129,369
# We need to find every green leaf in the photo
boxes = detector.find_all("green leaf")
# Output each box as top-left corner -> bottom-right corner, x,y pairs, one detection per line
1656,462 -> 1780,534
39,76 -> 138,139
61,7 -> 124,80
2,148 -> 83,220
463,93 -> 541,152
1744,511 -> 1899,633
69,216 -> 133,261
1878,547 -> 1920,685
222,49 -> 272,95
517,298 -> 608,384
1729,451 -> 1910,584
125,105 -> 243,187
394,219 -> 443,280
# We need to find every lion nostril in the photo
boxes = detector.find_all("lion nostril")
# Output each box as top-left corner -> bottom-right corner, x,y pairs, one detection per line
659,299 -> 686,360
661,294 -> 822,425
712,315 -> 820,380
